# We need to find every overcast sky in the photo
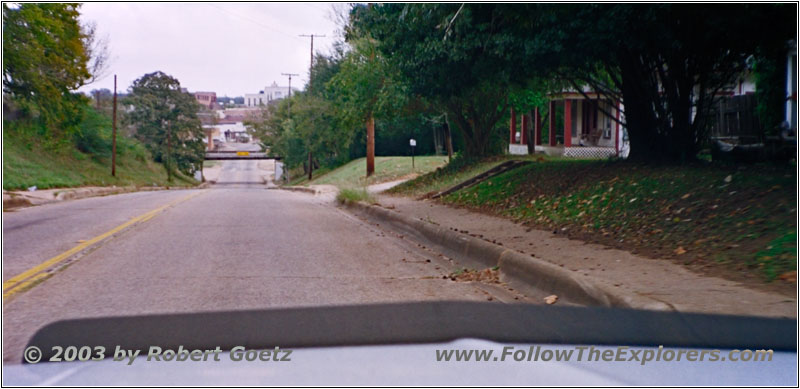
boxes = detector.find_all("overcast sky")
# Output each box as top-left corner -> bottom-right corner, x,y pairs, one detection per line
78,2 -> 344,97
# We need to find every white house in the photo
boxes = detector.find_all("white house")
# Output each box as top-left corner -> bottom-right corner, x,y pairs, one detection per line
244,81 -> 299,107
508,86 -> 629,159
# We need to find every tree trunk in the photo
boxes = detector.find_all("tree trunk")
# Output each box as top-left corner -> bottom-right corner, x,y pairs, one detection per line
308,151 -> 313,180
446,107 -> 491,157
619,52 -> 662,162
443,114 -> 453,162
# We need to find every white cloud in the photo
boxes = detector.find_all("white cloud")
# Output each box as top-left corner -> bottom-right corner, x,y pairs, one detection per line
78,2 -> 343,97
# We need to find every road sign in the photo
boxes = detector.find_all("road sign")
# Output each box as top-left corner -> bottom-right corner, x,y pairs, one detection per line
236,151 -> 250,156
409,139 -> 417,146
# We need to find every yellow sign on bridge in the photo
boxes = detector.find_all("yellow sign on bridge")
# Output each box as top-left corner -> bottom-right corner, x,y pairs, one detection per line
236,151 -> 250,156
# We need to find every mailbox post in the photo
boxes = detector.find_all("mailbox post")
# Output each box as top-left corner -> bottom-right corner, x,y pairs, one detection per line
409,139 -> 417,171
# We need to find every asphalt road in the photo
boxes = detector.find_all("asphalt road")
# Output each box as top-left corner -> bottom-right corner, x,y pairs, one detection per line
2,158 -> 533,364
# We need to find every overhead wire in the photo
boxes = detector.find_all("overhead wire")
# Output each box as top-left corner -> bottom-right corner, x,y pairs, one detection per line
206,4 -> 306,43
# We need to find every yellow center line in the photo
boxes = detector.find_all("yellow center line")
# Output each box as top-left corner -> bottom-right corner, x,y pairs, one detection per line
2,190 -> 205,300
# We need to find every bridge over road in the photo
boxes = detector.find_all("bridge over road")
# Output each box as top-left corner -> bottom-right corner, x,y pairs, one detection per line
204,151 -> 276,160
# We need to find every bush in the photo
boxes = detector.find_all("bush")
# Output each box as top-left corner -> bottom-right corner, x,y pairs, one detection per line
336,188 -> 375,204
72,106 -> 111,161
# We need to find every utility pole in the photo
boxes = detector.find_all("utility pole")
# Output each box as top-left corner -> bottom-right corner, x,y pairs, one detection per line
281,72 -> 307,178
366,115 -> 375,177
111,75 -> 117,177
280,72 -> 299,118
165,119 -> 172,183
299,34 -> 325,91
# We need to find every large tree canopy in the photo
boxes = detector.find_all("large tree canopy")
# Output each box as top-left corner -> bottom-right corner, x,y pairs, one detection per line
2,3 -> 99,137
125,71 -> 204,180
354,4 -> 531,157
358,3 -> 795,161
503,3 -> 796,161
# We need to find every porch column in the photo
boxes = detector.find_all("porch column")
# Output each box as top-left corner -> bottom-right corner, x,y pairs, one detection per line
564,99 -> 572,147
509,107 -> 517,144
534,107 -> 542,145
521,113 -> 529,145
548,100 -> 557,146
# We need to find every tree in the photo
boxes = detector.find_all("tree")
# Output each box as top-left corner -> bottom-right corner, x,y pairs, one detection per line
328,19 -> 407,175
3,3 -> 108,139
125,71 -> 204,181
502,4 -> 796,162
355,4 -> 532,157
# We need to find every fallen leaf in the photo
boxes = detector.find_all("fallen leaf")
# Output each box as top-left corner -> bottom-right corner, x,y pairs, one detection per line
543,295 -> 558,304
724,175 -> 732,183
674,246 -> 687,255
681,193 -> 691,199
778,271 -> 796,283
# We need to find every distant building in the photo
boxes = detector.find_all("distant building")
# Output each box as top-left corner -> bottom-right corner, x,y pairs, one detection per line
244,81 -> 298,107
193,91 -> 217,109
200,107 -> 262,150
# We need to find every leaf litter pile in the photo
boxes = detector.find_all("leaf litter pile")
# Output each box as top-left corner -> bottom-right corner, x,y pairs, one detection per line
444,160 -> 796,290
448,267 -> 501,283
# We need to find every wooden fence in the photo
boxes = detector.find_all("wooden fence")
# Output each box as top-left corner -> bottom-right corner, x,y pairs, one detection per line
709,94 -> 763,143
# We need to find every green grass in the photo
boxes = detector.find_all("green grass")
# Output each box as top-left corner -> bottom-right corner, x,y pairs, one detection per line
438,158 -> 796,281
292,156 -> 448,189
754,231 -> 797,281
388,154 -> 557,197
3,124 -> 196,190
336,188 -> 376,204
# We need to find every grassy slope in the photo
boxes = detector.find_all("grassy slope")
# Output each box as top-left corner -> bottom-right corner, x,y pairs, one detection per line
292,156 -> 449,189
396,157 -> 796,282
3,129 -> 195,190
388,154 -> 554,197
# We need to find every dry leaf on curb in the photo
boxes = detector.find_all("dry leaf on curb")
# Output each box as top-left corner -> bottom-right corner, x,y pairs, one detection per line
674,246 -> 687,255
543,295 -> 558,305
778,271 -> 796,283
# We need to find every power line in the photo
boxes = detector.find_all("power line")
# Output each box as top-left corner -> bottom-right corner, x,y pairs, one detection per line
207,4 -> 304,43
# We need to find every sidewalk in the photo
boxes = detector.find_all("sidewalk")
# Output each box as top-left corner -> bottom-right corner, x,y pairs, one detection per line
372,193 -> 796,318
3,185 -> 175,211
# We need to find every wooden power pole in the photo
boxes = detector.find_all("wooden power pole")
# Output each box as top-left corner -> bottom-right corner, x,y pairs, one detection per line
366,114 -> 375,177
111,75 -> 118,177
299,34 -> 325,91
280,73 -> 299,118
299,34 -> 324,181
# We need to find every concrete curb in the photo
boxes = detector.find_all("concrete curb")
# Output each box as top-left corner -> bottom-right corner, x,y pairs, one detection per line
343,200 -> 672,311
279,186 -> 319,195
3,185 -> 202,211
